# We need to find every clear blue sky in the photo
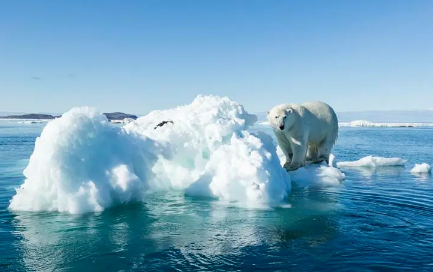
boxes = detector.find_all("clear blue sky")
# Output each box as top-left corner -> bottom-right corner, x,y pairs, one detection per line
1,0 -> 432,115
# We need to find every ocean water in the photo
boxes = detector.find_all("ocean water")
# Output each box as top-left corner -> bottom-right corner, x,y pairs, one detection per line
1,121 -> 432,271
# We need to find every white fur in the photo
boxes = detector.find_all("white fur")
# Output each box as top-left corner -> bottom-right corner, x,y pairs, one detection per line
267,101 -> 339,171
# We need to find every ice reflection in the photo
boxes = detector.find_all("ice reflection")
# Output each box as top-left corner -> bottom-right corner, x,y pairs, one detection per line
11,187 -> 341,271
340,166 -> 406,179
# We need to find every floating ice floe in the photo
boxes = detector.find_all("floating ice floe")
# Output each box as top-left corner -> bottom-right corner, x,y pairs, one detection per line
14,120 -> 49,124
276,147 -> 345,187
410,163 -> 431,174
337,156 -> 407,168
289,163 -> 345,187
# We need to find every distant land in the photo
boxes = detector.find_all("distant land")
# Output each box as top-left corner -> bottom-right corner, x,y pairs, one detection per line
0,111 -> 58,116
1,114 -> 59,120
103,112 -> 138,121
0,112 -> 138,121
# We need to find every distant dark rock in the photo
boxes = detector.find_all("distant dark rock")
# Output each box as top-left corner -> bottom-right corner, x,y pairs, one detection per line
0,112 -> 138,121
1,114 -> 56,119
103,112 -> 138,121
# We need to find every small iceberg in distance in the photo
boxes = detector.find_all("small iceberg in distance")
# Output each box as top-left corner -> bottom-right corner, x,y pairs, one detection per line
411,163 -> 431,174
337,156 -> 407,168
255,120 -> 433,128
338,120 -> 433,128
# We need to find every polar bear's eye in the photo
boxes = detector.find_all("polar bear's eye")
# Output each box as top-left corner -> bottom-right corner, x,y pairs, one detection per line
274,116 -> 278,119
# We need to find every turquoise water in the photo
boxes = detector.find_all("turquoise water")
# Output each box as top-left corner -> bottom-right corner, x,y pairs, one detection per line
1,122 -> 432,271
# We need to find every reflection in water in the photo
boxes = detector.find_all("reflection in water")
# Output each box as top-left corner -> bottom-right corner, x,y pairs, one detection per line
270,185 -> 340,248
340,166 -> 406,179
411,172 -> 432,181
272,215 -> 338,248
13,204 -> 157,271
11,188 -> 340,271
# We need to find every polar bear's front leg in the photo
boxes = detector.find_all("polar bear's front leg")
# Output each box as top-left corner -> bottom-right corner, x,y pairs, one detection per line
275,131 -> 293,168
281,146 -> 293,169
285,137 -> 307,171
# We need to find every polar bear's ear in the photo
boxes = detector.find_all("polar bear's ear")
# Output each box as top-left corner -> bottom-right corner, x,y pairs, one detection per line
286,108 -> 293,114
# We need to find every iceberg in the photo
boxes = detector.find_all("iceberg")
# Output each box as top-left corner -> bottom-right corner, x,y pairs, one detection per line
9,96 -> 293,213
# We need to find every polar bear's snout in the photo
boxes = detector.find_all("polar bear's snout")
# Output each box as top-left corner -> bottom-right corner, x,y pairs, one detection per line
267,107 -> 289,131
279,115 -> 287,130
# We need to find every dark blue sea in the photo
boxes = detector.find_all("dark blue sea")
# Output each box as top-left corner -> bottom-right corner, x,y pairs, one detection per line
1,121 -> 432,271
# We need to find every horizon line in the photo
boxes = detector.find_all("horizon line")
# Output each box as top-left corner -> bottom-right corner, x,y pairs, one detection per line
1,108 -> 433,118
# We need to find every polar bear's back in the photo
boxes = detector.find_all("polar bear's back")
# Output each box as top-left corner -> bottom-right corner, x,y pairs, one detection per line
300,101 -> 337,123
299,101 -> 339,143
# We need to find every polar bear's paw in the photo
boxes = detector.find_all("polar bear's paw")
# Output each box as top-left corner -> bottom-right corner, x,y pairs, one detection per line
311,158 -> 325,164
315,155 -> 329,165
284,162 -> 303,172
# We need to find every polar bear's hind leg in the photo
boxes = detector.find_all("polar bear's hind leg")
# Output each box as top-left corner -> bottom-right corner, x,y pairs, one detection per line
317,138 -> 333,164
306,143 -> 318,162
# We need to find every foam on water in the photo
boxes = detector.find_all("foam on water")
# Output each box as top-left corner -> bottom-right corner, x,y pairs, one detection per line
337,156 -> 407,168
9,95 -> 347,214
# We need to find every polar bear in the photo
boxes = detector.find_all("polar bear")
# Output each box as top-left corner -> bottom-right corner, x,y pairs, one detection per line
267,101 -> 338,171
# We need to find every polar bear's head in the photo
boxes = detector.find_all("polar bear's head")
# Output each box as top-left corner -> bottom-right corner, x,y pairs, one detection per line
266,105 -> 294,131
